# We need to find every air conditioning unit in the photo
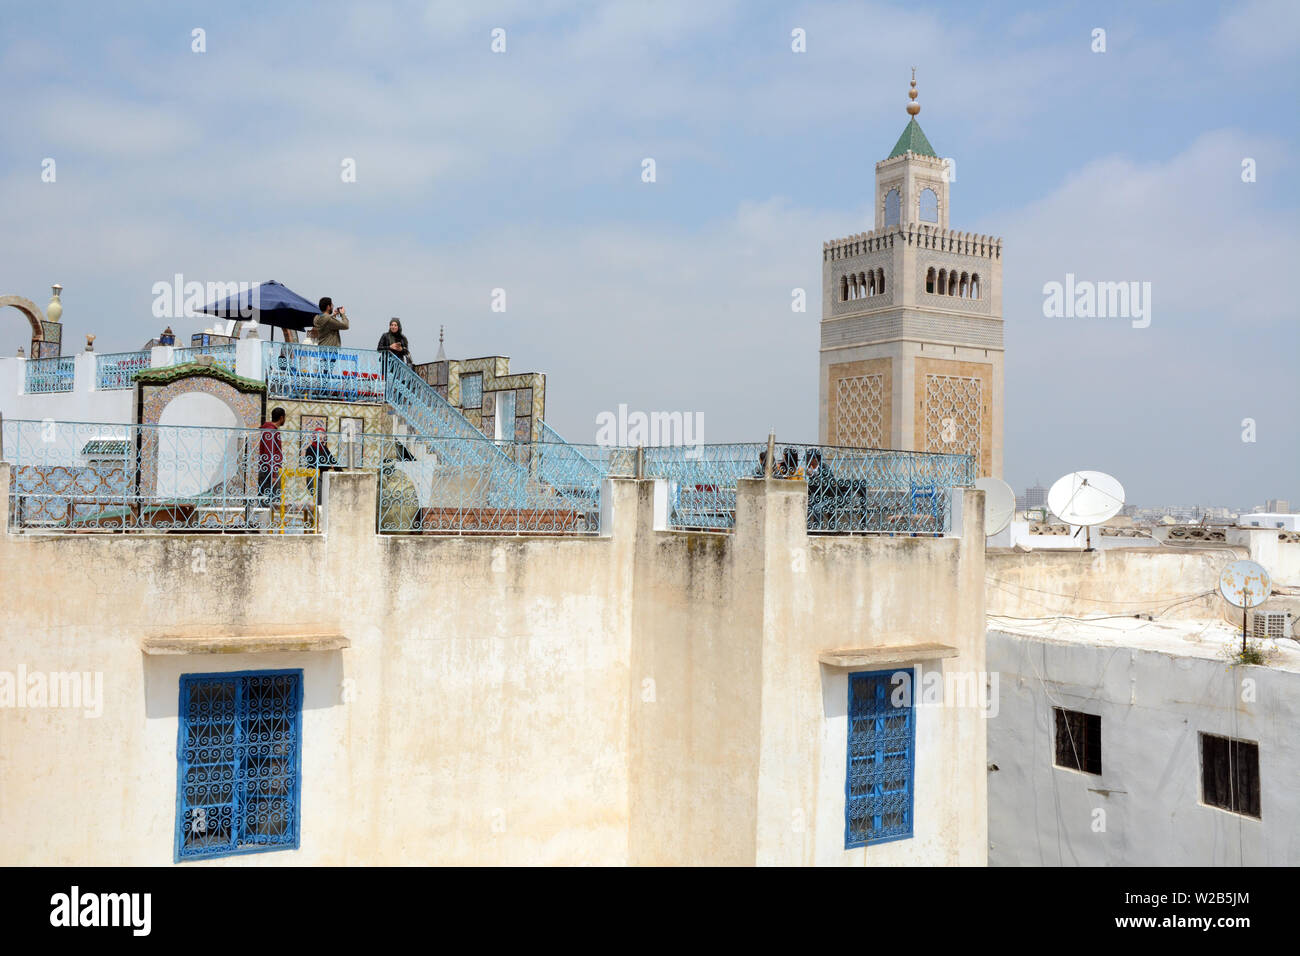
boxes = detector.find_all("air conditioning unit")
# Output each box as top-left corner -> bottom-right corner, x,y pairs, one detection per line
1250,610 -> 1294,640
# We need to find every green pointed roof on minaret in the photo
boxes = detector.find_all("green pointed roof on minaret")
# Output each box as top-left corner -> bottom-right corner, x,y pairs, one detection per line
888,68 -> 937,158
888,117 -> 937,158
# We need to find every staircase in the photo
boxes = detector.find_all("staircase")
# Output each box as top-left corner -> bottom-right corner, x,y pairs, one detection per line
381,355 -> 597,525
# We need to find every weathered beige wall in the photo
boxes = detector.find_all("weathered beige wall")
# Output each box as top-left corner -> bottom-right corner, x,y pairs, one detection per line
0,464 -> 987,866
627,481 -> 989,866
0,468 -> 636,866
758,483 -> 988,865
986,546 -> 1246,622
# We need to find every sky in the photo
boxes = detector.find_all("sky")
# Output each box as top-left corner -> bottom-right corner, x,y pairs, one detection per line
1,0 -> 1297,508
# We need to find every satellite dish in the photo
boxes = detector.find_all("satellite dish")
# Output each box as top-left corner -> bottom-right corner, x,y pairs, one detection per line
1047,471 -> 1125,551
1219,560 -> 1270,609
1220,559 -> 1272,654
974,477 -> 1015,536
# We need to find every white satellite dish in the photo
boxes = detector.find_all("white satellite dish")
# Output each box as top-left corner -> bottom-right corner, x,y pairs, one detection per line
1047,471 -> 1125,551
974,477 -> 1016,536
1219,560 -> 1270,609
1220,559 -> 1271,653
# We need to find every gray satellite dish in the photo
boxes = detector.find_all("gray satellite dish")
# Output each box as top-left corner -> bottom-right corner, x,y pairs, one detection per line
1220,559 -> 1272,654
974,477 -> 1016,536
1047,470 -> 1125,551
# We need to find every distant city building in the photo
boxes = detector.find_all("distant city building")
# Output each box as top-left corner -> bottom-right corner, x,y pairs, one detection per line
1240,513 -> 1300,531
1023,484 -> 1046,510
1267,498 -> 1291,513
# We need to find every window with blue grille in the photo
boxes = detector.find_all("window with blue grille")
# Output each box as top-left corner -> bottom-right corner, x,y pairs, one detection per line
460,372 -> 483,409
845,668 -> 914,847
175,669 -> 302,862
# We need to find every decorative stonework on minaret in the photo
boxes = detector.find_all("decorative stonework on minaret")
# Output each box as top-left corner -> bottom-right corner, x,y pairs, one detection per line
819,73 -> 1004,477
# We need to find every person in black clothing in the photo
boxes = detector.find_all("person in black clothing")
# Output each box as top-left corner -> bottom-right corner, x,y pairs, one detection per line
377,318 -> 412,364
304,427 -> 338,502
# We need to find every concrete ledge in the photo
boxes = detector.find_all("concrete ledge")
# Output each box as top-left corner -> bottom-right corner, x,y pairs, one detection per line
818,642 -> 960,668
142,629 -> 350,655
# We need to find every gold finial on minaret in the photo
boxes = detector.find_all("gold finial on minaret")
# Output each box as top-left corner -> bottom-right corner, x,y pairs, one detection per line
907,67 -> 920,116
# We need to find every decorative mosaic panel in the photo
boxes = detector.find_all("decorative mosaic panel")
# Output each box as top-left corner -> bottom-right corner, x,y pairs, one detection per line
835,374 -> 886,449
279,400 -> 391,469
923,374 -> 982,463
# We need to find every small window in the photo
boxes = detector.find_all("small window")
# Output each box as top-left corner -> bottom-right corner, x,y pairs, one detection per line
884,188 -> 901,227
925,267 -> 935,294
919,188 -> 938,222
460,372 -> 483,409
176,670 -> 302,862
1053,707 -> 1101,774
1201,733 -> 1260,818
496,389 -> 516,441
845,669 -> 914,847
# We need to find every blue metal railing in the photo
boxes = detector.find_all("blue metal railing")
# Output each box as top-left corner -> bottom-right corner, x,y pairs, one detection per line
96,350 -> 152,390
3,418 -> 332,533
263,342 -> 383,402
376,431 -> 602,535
173,344 -> 237,373
25,356 -> 76,394
382,353 -> 549,511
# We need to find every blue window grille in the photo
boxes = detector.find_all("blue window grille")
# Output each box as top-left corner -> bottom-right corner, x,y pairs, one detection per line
845,668 -> 914,847
460,372 -> 482,409
175,669 -> 302,862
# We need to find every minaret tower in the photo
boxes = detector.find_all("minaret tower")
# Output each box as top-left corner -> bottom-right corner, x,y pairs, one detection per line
819,72 -> 1004,477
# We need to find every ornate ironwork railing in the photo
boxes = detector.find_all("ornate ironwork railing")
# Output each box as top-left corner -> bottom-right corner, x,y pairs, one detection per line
583,439 -> 975,534
263,342 -> 384,403
3,418 -> 334,533
25,355 -> 76,394
96,350 -> 152,390
172,344 -> 237,373
642,442 -> 770,530
376,431 -> 603,535
384,351 -> 536,472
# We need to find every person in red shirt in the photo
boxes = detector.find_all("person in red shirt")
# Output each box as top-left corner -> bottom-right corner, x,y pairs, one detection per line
257,407 -> 286,506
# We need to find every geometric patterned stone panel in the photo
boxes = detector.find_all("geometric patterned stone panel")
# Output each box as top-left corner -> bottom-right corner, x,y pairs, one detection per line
835,374 -> 887,449
923,374 -> 981,466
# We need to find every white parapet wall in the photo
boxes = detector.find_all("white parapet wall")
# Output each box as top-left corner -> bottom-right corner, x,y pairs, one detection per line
0,353 -> 136,425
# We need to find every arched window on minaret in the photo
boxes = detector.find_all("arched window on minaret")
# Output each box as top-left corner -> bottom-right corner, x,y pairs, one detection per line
848,274 -> 857,299
971,274 -> 980,299
867,271 -> 876,296
960,272 -> 969,297
885,189 -> 901,227
840,275 -> 849,301
919,188 -> 938,223
925,267 -> 936,294
938,269 -> 947,295
877,268 -> 885,295
948,271 -> 958,296
859,272 -> 867,297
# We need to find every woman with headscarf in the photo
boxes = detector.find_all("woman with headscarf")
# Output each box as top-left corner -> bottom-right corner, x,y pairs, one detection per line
377,318 -> 412,365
